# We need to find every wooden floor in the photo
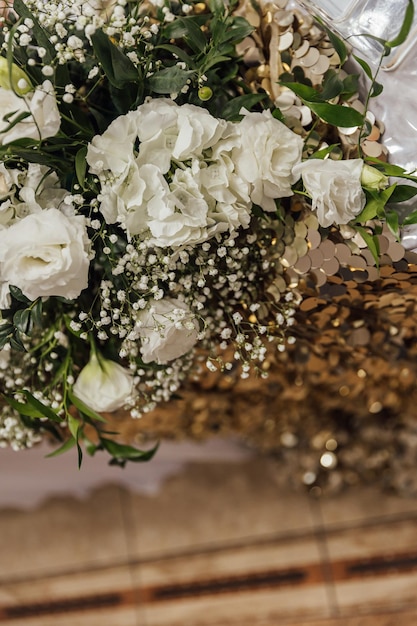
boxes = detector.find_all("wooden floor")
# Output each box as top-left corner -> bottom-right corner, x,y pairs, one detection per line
1,455 -> 417,625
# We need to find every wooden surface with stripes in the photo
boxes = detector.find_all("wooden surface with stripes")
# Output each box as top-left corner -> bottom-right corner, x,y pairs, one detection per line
1,456 -> 417,624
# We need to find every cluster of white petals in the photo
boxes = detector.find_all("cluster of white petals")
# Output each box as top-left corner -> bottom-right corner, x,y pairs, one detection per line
87,99 -> 304,247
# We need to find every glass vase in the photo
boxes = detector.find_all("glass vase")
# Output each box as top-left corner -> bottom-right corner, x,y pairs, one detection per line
297,0 -> 417,70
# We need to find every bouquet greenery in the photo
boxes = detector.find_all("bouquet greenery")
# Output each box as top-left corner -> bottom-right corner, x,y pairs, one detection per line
0,0 -> 415,467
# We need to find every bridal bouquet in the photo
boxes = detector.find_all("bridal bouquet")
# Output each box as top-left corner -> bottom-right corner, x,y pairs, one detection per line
0,0 -> 415,466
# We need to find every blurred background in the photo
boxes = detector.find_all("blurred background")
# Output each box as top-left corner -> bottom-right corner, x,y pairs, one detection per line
1,439 -> 417,626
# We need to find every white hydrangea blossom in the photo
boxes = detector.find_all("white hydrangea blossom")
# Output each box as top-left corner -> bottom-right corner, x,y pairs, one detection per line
87,99 -> 260,246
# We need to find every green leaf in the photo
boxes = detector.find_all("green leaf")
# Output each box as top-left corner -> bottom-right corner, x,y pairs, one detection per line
0,323 -> 13,338
280,81 -> 364,126
353,55 -> 373,81
221,93 -> 266,121
220,17 -> 254,44
13,309 -> 32,335
163,17 -> 207,53
385,209 -> 400,239
304,101 -> 364,127
68,414 -> 83,468
9,285 -> 30,304
341,74 -> 360,98
370,81 -> 383,98
358,184 -> 397,222
100,437 -> 159,464
2,395 -> 45,418
272,107 -> 285,122
0,336 -> 12,351
389,184 -> 417,203
91,30 -> 138,88
316,19 -> 348,64
22,391 -> 62,423
354,226 -> 380,266
75,147 -> 88,190
46,437 -> 77,458
9,335 -> 25,351
386,0 -> 414,49
356,195 -> 379,222
402,210 -> 417,225
148,66 -> 195,95
155,44 -> 196,68
203,54 -> 232,72
68,389 -> 107,423
13,0 -> 55,63
30,300 -> 43,327
320,70 -> 344,101
279,81 -> 320,102
207,0 -> 226,16
356,185 -> 396,222
68,414 -> 80,440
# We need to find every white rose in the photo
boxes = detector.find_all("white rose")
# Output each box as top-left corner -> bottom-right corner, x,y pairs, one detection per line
293,158 -> 366,228
135,99 -> 227,173
0,208 -> 91,301
137,298 -> 199,364
0,81 -> 60,144
73,352 -> 134,413
233,109 -> 303,211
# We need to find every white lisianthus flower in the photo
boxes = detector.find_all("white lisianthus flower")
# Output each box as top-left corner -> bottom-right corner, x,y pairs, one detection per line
232,109 -> 304,211
0,81 -> 60,144
293,158 -> 366,228
0,208 -> 91,301
73,352 -> 134,413
137,298 -> 199,364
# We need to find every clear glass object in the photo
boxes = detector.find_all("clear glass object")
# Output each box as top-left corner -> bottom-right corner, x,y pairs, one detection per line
298,0 -> 417,70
